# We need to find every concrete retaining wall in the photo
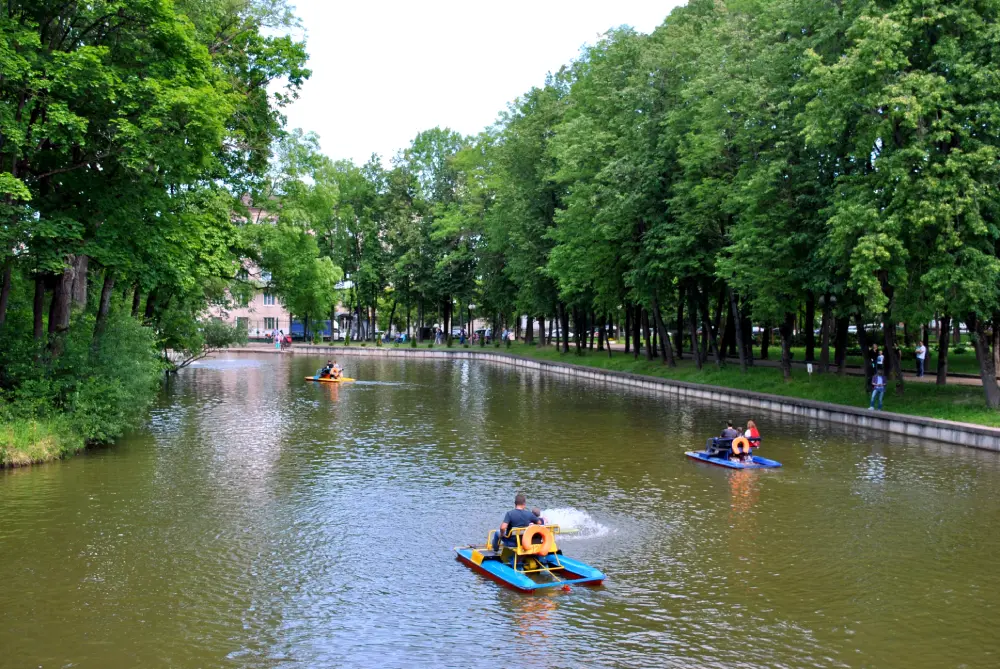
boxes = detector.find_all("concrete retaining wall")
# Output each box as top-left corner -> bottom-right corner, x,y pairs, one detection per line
227,345 -> 1000,451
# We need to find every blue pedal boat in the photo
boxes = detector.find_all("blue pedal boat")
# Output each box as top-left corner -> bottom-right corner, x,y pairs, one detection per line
455,525 -> 605,592
685,436 -> 782,470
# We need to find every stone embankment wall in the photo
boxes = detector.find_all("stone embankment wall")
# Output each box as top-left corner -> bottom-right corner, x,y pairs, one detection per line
229,345 -> 1000,452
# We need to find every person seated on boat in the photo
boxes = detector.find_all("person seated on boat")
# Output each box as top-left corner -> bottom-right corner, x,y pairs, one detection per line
531,507 -> 549,525
720,420 -> 740,440
492,493 -> 541,551
330,361 -> 342,379
745,419 -> 761,448
318,360 -> 334,378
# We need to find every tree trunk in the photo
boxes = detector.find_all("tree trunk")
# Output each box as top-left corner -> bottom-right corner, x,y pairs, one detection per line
805,291 -> 816,361
33,275 -> 46,341
722,305 -> 736,357
0,259 -> 12,329
131,285 -> 141,318
652,290 -> 676,367
93,270 -> 115,340
968,313 -> 1000,409
597,313 -> 605,351
525,314 -> 534,345
856,314 -> 873,392
587,309 -> 597,351
882,312 -> 904,395
741,308 -> 754,366
675,284 -> 684,360
687,288 -> 702,370
386,298 -> 397,337
640,307 -> 652,361
624,304 -> 631,354
992,314 -> 1000,373
48,265 -> 74,335
936,314 -> 951,385
633,303 -> 641,360
834,316 -> 849,375
48,265 -> 75,356
560,303 -> 569,353
574,308 -> 583,354
144,287 -> 158,320
819,294 -> 832,373
728,288 -> 747,373
699,289 -> 723,367
417,299 -> 424,341
778,311 -> 794,381
71,254 -> 89,309
761,321 -> 771,360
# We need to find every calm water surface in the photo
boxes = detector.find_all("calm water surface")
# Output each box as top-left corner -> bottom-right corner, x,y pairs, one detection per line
2,353 -> 999,668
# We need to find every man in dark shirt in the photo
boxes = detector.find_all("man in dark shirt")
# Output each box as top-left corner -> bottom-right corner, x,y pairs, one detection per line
720,420 -> 740,439
493,493 -> 540,550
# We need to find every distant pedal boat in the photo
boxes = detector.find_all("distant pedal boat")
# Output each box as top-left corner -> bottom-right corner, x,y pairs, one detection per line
305,376 -> 355,383
455,524 -> 605,592
685,436 -> 781,469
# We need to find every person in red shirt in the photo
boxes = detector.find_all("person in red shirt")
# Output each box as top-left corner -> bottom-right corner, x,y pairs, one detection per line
745,419 -> 761,448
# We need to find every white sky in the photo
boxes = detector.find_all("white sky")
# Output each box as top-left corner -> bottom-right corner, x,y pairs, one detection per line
282,0 -> 686,165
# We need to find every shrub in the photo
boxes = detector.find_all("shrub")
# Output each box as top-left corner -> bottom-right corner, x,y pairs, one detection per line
427,343 -> 433,348
410,338 -> 417,348
344,333 -> 351,346
954,346 -> 968,354
0,310 -> 162,445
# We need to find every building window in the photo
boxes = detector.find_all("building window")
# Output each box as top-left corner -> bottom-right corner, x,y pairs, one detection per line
236,317 -> 249,331
263,292 -> 276,306
261,270 -> 272,282
264,317 -> 276,330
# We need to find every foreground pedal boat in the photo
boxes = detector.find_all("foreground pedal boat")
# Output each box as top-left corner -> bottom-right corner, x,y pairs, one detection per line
455,525 -> 605,592
305,376 -> 356,383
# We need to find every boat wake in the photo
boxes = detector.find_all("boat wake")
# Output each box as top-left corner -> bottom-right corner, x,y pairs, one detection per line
542,507 -> 610,540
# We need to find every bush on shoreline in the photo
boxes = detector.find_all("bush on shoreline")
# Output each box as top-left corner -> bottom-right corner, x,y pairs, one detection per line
1,295 -> 163,467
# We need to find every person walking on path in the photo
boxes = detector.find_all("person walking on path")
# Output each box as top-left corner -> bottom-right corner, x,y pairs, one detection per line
915,342 -> 927,377
869,372 -> 886,411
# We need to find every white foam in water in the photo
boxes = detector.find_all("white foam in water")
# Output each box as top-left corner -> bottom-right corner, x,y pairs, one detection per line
541,507 -> 610,540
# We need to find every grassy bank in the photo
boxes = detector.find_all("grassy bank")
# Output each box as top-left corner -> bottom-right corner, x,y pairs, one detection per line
1,418 -> 84,468
464,342 -> 999,427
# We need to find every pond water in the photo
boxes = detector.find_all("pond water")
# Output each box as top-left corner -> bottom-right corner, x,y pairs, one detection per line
2,353 -> 999,668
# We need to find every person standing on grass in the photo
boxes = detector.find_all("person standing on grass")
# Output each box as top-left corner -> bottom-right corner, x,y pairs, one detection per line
915,342 -> 927,377
869,372 -> 886,411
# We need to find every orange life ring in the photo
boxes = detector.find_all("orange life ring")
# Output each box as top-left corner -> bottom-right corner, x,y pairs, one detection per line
731,437 -> 751,455
520,525 -> 557,556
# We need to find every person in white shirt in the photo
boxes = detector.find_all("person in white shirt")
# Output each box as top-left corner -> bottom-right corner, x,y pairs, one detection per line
915,342 -> 927,377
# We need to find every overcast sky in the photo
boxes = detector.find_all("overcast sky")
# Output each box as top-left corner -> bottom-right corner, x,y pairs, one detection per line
281,0 -> 686,166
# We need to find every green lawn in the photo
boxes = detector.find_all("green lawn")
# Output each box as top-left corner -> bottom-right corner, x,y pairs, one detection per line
769,345 -> 982,376
485,342 -> 1000,427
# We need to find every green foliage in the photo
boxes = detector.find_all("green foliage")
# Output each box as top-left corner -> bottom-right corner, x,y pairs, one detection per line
1,308 -> 162,447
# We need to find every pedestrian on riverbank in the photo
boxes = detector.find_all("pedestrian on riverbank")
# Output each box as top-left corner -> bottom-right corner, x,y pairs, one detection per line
869,373 -> 886,411
915,342 -> 927,377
